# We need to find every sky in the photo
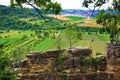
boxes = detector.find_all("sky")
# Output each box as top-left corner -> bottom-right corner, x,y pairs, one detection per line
0,0 -> 112,10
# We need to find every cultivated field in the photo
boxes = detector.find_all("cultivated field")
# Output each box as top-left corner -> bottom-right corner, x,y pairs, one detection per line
48,15 -> 70,20
0,15 -> 110,59
50,15 -> 99,27
0,29 -> 109,58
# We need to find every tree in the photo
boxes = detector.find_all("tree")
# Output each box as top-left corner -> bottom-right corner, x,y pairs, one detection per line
66,24 -> 82,49
0,44 -> 16,80
96,11 -> 120,43
95,0 -> 120,43
55,31 -> 62,50
10,0 -> 62,19
66,24 -> 82,68
82,0 -> 107,17
83,0 -> 120,43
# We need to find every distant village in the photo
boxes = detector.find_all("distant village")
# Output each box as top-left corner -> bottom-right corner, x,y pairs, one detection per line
59,9 -> 99,18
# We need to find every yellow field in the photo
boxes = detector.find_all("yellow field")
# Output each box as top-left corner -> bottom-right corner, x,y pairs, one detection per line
48,15 -> 70,20
49,15 -> 100,27
0,30 -> 19,37
79,18 -> 99,27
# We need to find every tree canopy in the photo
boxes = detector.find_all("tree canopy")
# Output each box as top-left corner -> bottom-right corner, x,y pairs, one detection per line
83,0 -> 120,17
10,0 -> 62,19
83,0 -> 120,43
83,0 -> 107,17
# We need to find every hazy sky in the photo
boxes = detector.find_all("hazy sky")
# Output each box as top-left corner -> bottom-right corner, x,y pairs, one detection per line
0,0 -> 112,9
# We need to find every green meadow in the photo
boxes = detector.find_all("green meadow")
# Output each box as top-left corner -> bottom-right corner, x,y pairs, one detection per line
0,7 -> 110,58
66,16 -> 85,22
0,27 -> 109,58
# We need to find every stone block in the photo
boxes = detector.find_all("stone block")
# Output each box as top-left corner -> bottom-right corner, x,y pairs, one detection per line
27,51 -> 42,58
67,47 -> 92,57
67,74 -> 83,80
43,49 -> 61,58
18,74 -> 28,80
20,59 -> 28,67
29,74 -> 39,80
38,73 -> 54,80
85,72 -> 114,80
63,57 -> 73,68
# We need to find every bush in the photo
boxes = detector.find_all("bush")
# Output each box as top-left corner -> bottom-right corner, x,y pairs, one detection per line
0,31 -> 4,33
96,52 -> 102,56
0,36 -> 2,38
21,35 -> 28,40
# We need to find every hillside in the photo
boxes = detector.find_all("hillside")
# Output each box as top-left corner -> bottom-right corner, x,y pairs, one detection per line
0,5 -> 65,30
0,5 -> 110,57
0,1 -> 120,80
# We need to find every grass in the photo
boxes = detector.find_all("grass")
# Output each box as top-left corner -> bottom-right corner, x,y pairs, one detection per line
0,30 -> 35,53
33,39 -> 53,51
73,40 -> 107,56
45,39 -> 107,57
28,19 -> 44,25
0,30 -> 34,44
97,33 -> 110,41
44,31 -> 109,56
0,30 -> 18,37
66,16 -> 85,22
0,27 -> 110,58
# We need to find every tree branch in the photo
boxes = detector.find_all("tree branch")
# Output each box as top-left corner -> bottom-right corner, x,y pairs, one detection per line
26,1 -> 46,20
90,4 -> 96,17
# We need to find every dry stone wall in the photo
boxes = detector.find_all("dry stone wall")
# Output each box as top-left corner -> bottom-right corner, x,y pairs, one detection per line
16,72 -> 114,80
106,42 -> 120,80
16,47 -> 115,80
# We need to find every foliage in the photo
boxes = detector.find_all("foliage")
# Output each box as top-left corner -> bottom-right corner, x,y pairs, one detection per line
83,0 -> 120,43
0,5 -> 36,30
83,57 -> 101,72
21,35 -> 28,40
96,52 -> 101,56
0,44 -> 16,80
96,10 -> 120,43
65,24 -> 82,67
57,53 -> 64,65
0,5 -> 63,30
55,31 -> 62,50
66,24 -> 82,49
75,26 -> 100,32
10,0 -> 62,19
83,0 -> 107,17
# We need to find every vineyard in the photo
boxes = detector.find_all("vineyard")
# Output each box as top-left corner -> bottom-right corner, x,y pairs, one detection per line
0,26 -> 109,59
1,0 -> 120,80
0,5 -> 110,60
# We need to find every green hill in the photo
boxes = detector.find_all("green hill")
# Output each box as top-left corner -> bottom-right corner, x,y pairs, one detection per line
0,5 -> 110,59
0,5 -> 65,30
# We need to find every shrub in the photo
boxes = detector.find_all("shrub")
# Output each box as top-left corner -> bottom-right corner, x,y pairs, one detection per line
21,35 -> 28,40
96,52 -> 101,56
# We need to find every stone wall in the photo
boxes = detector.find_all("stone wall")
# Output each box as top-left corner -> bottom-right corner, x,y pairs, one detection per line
16,72 -> 114,80
16,46 -> 116,80
106,43 -> 120,59
106,42 -> 120,79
